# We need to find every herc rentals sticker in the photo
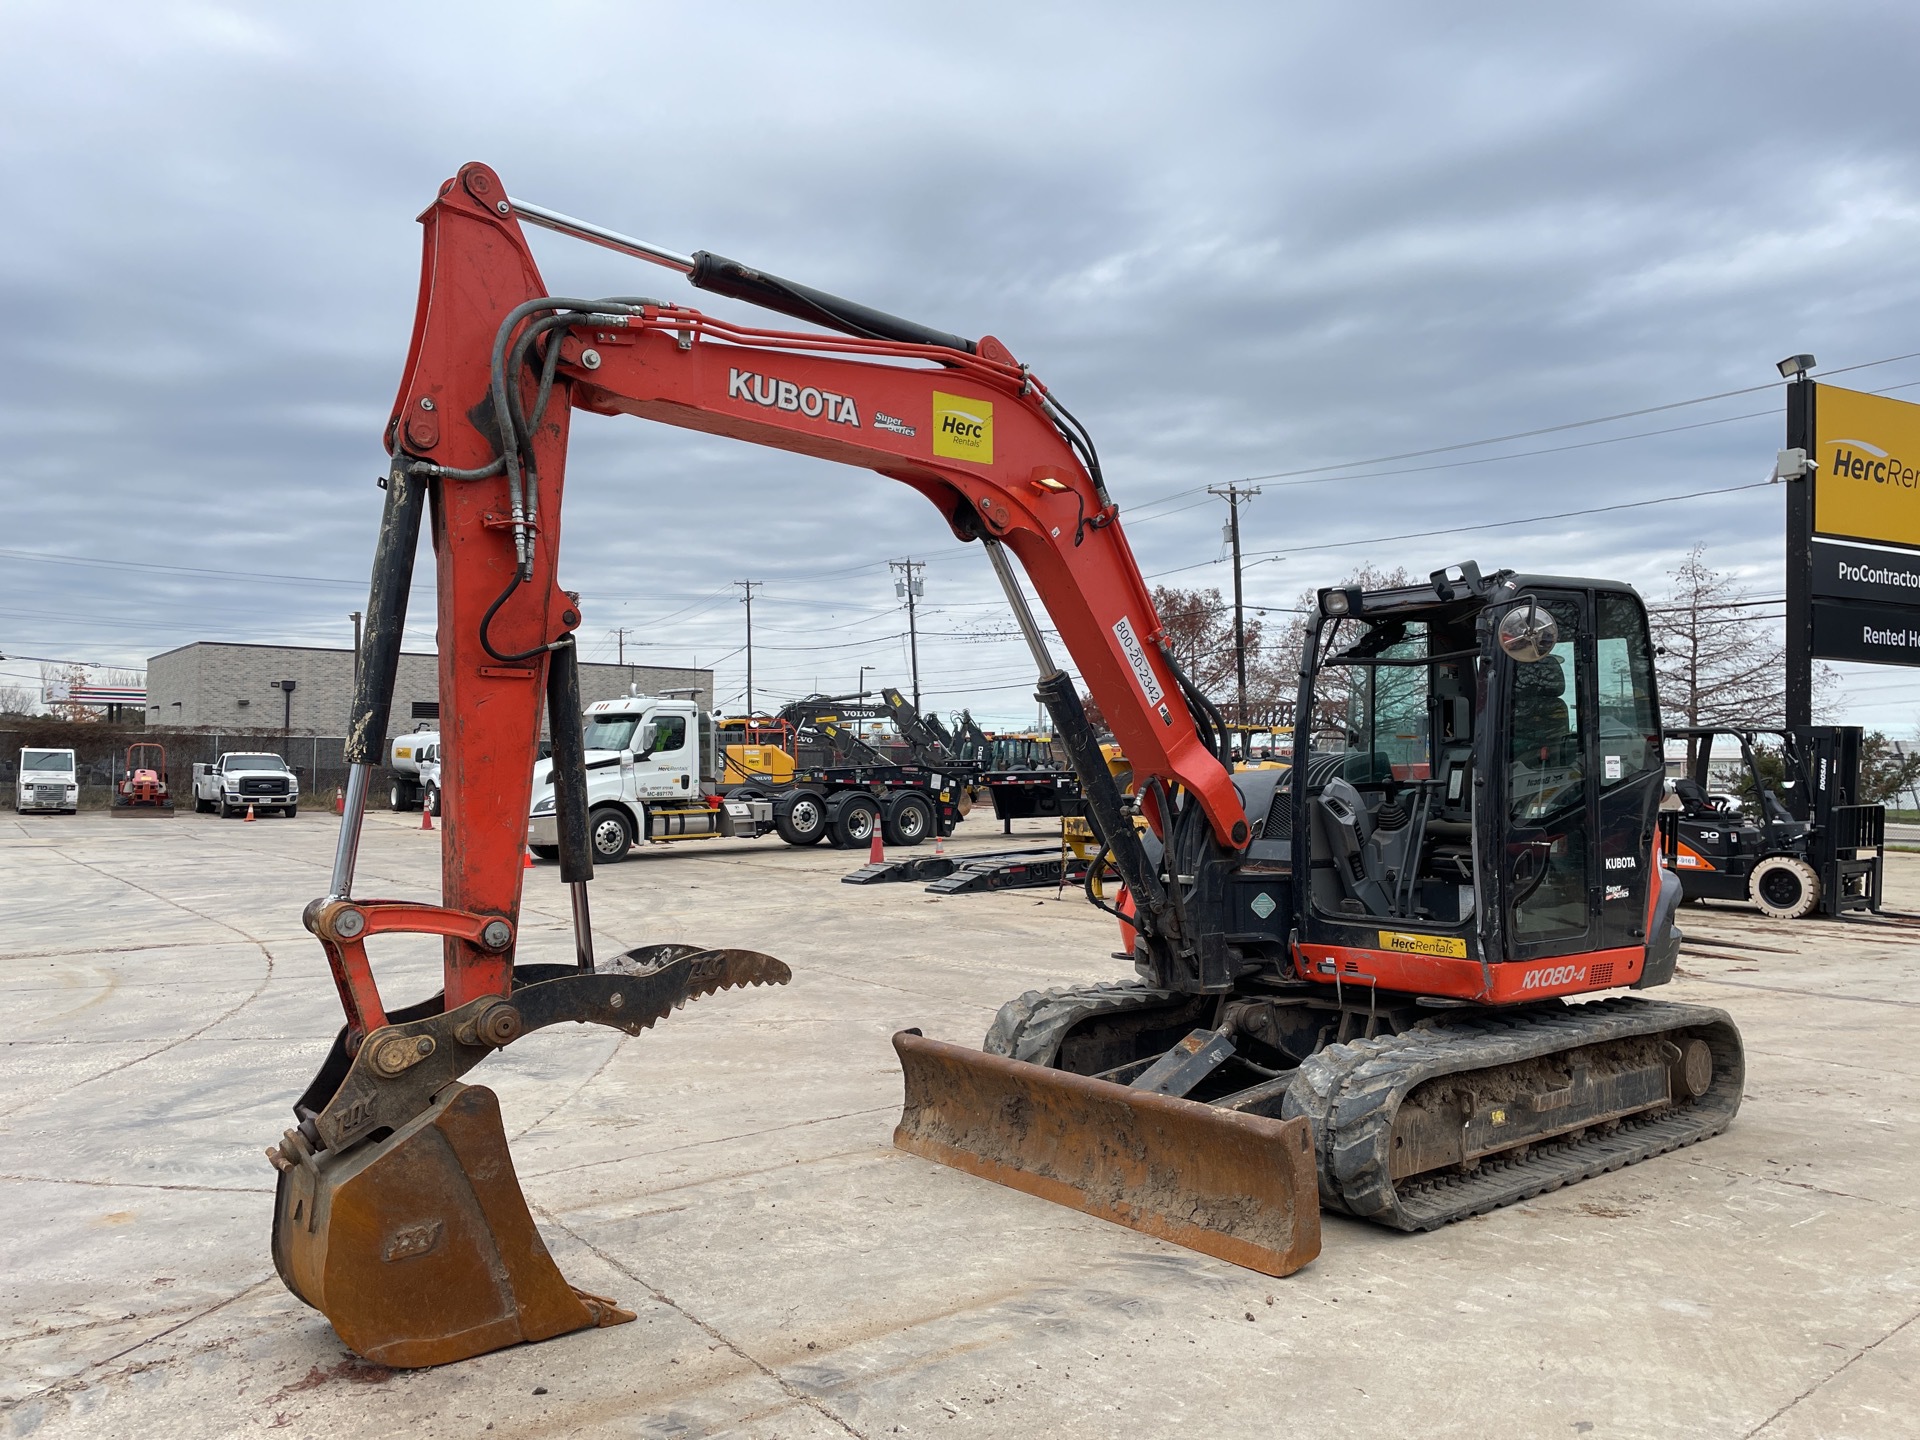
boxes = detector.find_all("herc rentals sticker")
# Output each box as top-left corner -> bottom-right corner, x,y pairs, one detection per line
1112,616 -> 1164,708
1379,931 -> 1469,959
932,391 -> 993,463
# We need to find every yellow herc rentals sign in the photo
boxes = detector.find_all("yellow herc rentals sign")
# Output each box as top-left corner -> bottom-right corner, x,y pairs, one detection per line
1812,384 -> 1920,548
1790,380 -> 1920,684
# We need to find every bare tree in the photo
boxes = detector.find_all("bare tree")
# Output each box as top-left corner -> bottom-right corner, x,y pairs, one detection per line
0,683 -> 36,716
1151,585 -> 1263,702
1651,546 -> 1800,731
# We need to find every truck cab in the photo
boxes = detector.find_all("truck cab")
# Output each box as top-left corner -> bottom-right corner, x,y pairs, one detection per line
15,747 -> 79,814
528,695 -> 773,861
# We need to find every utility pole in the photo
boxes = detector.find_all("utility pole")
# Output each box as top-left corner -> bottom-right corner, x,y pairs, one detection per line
612,627 -> 633,667
1208,484 -> 1262,728
736,580 -> 762,714
891,558 -> 925,708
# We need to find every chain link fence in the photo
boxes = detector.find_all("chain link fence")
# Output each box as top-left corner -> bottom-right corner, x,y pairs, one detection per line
1,723 -> 407,810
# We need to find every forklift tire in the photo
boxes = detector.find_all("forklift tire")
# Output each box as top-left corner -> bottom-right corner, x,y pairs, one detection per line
883,793 -> 935,847
589,806 -> 635,862
832,795 -> 882,849
1750,855 -> 1820,920
774,792 -> 830,846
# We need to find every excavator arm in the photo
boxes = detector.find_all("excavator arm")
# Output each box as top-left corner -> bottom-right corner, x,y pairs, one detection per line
271,163 -> 1304,1371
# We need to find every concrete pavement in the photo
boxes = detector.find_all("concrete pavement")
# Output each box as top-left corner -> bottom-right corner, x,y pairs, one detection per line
2,807 -> 1917,1438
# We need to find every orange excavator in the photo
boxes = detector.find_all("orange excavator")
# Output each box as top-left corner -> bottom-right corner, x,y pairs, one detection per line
269,163 -> 1744,1367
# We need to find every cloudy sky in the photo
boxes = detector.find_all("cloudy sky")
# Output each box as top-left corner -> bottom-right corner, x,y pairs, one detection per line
5,1 -> 1920,728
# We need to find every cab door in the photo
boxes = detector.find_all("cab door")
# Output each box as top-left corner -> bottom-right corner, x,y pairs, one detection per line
1591,591 -> 1665,951
638,709 -> 695,796
1497,590 -> 1596,961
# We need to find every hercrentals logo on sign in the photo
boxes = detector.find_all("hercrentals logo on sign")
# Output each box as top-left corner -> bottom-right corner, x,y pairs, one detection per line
1520,964 -> 1587,991
728,369 -> 861,427
932,391 -> 993,463
1826,437 -> 1919,490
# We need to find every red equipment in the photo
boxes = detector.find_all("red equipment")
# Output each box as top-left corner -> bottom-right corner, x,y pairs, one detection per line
111,743 -> 174,817
268,164 -> 1742,1370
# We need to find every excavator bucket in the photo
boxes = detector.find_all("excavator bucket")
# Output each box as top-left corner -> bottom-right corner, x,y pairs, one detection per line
891,1031 -> 1321,1277
271,1082 -> 632,1368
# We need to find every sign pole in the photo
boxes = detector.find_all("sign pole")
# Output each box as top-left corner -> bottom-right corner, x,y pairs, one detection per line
1785,378 -> 1816,728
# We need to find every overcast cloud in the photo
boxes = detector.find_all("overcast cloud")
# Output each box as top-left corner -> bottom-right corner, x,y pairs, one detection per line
5,1 -> 1920,726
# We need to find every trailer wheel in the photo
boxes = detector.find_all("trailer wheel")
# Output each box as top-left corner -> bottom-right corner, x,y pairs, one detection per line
589,806 -> 635,862
884,793 -> 934,847
1751,855 -> 1820,920
774,792 -> 829,846
832,795 -> 882,849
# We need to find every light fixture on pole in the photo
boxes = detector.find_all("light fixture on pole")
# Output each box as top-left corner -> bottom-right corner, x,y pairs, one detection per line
1777,353 -> 1816,381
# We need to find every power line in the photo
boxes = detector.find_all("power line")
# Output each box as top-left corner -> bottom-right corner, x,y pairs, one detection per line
1146,481 -> 1774,579
1124,348 -> 1920,517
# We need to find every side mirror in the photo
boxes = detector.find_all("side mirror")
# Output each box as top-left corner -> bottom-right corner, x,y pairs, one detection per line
1497,599 -> 1559,662
637,721 -> 658,757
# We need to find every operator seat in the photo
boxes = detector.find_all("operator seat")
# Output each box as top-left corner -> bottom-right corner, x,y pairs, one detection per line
1673,777 -> 1716,816
1512,654 -> 1571,751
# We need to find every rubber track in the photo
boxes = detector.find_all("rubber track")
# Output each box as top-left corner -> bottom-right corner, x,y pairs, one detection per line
1282,996 -> 1746,1231
982,980 -> 1180,1065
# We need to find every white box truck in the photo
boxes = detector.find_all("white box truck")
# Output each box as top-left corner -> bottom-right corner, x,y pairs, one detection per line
15,747 -> 79,813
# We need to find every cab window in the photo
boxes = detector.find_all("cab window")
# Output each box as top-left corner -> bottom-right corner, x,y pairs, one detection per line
1594,593 -> 1659,786
645,715 -> 688,757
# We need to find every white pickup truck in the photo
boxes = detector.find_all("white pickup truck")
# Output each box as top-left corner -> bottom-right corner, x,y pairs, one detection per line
527,695 -> 775,862
15,747 -> 79,814
192,752 -> 300,818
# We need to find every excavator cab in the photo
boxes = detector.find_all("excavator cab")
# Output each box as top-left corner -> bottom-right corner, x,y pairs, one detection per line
1290,564 -> 1673,977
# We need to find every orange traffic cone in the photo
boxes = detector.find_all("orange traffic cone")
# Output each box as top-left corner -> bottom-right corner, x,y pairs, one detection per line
333,788 -> 343,815
524,846 -> 536,869
868,826 -> 885,865
244,804 -> 255,823
421,804 -> 433,832
934,829 -> 945,857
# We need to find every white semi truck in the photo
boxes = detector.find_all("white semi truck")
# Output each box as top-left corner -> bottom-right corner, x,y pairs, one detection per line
527,693 -> 964,862
527,695 -> 772,861
15,747 -> 79,813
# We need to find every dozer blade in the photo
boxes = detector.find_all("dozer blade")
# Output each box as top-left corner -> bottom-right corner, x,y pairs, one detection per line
271,1082 -> 632,1368
891,1031 -> 1320,1277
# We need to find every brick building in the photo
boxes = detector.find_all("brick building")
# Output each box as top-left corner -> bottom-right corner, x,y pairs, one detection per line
144,642 -> 711,737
